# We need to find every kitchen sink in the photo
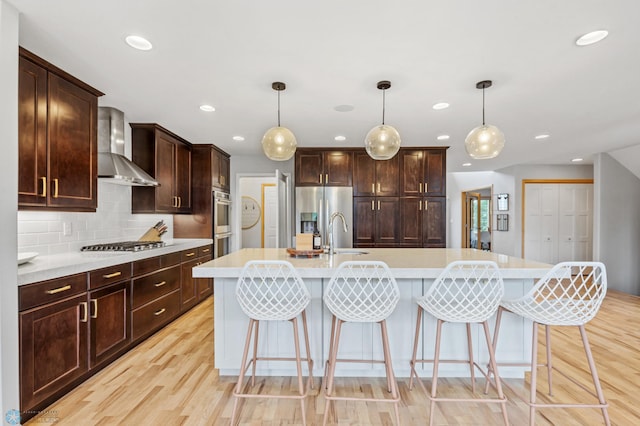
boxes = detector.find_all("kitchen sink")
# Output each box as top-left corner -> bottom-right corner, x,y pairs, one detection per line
334,249 -> 369,255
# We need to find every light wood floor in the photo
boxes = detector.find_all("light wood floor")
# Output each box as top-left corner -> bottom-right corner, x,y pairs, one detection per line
27,290 -> 639,425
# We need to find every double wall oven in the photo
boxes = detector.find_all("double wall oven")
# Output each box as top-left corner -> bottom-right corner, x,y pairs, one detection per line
213,191 -> 232,258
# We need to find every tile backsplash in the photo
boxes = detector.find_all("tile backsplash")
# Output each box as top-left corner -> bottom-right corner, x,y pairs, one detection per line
17,181 -> 173,255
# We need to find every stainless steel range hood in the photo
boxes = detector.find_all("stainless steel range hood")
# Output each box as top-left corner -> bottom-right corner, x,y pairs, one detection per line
98,107 -> 159,186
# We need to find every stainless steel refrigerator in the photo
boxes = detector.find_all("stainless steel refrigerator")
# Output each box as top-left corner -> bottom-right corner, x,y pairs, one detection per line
295,187 -> 353,249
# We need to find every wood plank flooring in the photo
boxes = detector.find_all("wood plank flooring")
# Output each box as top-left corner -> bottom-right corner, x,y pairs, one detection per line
26,290 -> 639,425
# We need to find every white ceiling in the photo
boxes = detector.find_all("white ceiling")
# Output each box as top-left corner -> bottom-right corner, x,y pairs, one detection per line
9,0 -> 640,173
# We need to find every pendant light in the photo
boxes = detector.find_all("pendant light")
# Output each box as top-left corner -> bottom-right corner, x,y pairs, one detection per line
262,82 -> 297,161
364,80 -> 401,160
464,80 -> 505,159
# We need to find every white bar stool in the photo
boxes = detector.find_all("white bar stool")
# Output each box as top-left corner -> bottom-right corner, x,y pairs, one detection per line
488,261 -> 610,425
408,260 -> 509,426
231,260 -> 314,426
322,261 -> 401,425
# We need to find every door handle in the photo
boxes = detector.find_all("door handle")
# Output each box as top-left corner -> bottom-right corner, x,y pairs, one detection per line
424,200 -> 428,210
377,183 -> 381,193
90,299 -> 98,319
52,178 -> 59,198
371,200 -> 374,211
424,182 -> 428,193
80,302 -> 88,323
325,174 -> 328,184
319,174 -> 323,184
419,200 -> 422,211
419,183 -> 423,193
377,200 -> 380,210
40,177 -> 47,197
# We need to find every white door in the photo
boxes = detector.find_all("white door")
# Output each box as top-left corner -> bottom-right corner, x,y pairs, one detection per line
524,184 -> 559,263
263,185 -> 277,248
524,182 -> 593,263
275,170 -> 292,248
558,184 -> 593,261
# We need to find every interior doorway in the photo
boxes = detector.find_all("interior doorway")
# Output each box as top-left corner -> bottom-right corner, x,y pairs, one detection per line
461,187 -> 492,251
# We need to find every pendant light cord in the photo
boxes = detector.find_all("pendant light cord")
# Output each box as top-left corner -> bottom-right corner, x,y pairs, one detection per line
381,89 -> 386,125
277,90 -> 281,126
482,86 -> 485,126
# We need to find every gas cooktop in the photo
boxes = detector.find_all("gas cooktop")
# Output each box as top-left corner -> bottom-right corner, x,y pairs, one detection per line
80,241 -> 165,252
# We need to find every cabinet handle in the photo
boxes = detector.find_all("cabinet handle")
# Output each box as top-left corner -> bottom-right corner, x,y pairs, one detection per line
319,174 -> 323,184
80,302 -> 88,323
202,248 -> 210,253
371,200 -> 374,211
419,182 -> 423,193
172,196 -> 177,208
419,200 -> 422,211
371,183 -> 375,193
154,308 -> 166,316
52,178 -> 59,198
424,182 -> 428,193
90,299 -> 98,319
40,177 -> 47,197
424,200 -> 428,210
154,281 -> 167,287
377,183 -> 381,193
325,174 -> 328,184
377,200 -> 381,210
45,284 -> 71,295
102,271 -> 122,279
220,175 -> 225,186
185,252 -> 196,257
178,196 -> 182,208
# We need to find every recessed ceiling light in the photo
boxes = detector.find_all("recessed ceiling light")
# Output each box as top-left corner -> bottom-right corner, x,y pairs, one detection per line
334,105 -> 354,112
437,134 -> 450,141
233,136 -> 245,142
432,102 -> 450,110
125,35 -> 153,51
462,162 -> 472,167
576,30 -> 608,46
334,135 -> 346,142
199,104 -> 215,112
534,134 -> 550,140
571,158 -> 583,162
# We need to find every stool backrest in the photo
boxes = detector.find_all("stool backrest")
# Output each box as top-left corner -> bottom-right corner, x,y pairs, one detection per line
525,261 -> 607,325
236,260 -> 310,321
324,261 -> 400,323
420,260 -> 504,323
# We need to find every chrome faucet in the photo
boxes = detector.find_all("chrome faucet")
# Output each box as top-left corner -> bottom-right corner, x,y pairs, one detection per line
328,212 -> 348,255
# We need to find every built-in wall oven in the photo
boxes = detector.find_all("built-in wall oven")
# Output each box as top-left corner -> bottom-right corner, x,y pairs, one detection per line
213,191 -> 232,258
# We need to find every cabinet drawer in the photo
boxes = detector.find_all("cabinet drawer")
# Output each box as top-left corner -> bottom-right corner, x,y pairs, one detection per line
89,263 -> 132,290
162,251 -> 182,267
19,273 -> 87,311
181,248 -> 199,262
131,265 -> 180,309
198,245 -> 212,257
131,289 -> 180,341
132,256 -> 161,277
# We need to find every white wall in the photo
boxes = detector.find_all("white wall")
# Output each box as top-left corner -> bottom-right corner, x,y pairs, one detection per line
448,171 -> 516,255
0,0 -> 20,417
594,153 -> 640,295
238,176 -> 276,248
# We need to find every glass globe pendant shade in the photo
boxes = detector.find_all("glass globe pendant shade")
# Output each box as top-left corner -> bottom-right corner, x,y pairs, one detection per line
365,124 -> 401,160
262,126 -> 297,161
464,124 -> 505,159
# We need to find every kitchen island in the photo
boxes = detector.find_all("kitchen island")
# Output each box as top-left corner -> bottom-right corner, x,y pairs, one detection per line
193,248 -> 552,378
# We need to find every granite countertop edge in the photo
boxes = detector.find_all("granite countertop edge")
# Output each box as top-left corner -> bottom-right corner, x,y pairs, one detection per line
17,238 -> 213,286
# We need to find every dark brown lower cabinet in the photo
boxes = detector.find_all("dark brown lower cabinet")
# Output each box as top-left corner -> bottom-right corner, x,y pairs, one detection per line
89,281 -> 130,368
180,257 -> 199,311
19,293 -> 89,413
353,197 -> 400,247
399,197 -> 446,247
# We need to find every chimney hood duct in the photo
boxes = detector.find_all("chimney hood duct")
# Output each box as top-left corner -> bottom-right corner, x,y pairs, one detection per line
98,107 -> 159,186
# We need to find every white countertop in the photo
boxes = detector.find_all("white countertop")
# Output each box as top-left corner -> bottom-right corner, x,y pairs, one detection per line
17,238 -> 213,285
193,248 -> 552,280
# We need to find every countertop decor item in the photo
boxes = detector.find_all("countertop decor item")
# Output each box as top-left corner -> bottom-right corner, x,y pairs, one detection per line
465,80 -> 505,160
286,248 -> 323,258
18,252 -> 38,265
364,80 -> 401,160
262,81 -> 297,161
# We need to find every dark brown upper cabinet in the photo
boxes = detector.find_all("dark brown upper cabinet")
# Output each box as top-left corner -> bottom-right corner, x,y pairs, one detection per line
399,148 -> 447,197
211,147 -> 230,192
295,149 -> 352,186
130,124 -> 192,214
18,48 -> 103,211
353,152 -> 399,196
